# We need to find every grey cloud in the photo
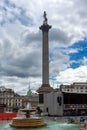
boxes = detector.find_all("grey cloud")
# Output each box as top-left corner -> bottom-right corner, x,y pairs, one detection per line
1,0 -> 87,94
0,33 -> 42,78
0,0 -> 33,26
21,30 -> 42,47
75,0 -> 87,8
50,28 -> 71,45
1,49 -> 42,77
49,50 -> 70,77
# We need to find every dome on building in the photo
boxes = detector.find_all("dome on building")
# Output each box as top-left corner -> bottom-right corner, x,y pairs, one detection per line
27,89 -> 32,95
27,82 -> 33,96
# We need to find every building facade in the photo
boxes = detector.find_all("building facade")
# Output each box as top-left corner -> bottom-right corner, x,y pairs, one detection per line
0,88 -> 23,112
60,82 -> 87,93
22,94 -> 39,109
44,82 -> 87,116
0,86 -> 39,113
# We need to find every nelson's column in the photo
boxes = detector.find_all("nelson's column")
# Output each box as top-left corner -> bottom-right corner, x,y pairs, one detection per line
37,11 -> 53,103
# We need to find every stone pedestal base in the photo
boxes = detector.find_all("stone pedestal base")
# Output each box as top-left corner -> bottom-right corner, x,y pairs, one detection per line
37,84 -> 53,93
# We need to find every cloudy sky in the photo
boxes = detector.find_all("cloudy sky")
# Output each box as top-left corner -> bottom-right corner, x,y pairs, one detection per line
0,0 -> 87,95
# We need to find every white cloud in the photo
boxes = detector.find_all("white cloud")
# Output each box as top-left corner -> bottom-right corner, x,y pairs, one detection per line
56,66 -> 87,84
82,57 -> 87,65
0,0 -> 87,94
0,20 -> 42,94
63,48 -> 82,55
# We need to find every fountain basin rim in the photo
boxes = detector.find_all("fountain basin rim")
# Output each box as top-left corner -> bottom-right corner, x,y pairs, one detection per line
13,117 -> 42,119
20,109 -> 36,112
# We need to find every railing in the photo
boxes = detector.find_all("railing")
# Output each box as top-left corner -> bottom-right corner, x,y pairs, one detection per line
64,104 -> 87,110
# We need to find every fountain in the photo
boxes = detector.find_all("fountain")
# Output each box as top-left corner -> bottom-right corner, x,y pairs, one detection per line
10,103 -> 46,128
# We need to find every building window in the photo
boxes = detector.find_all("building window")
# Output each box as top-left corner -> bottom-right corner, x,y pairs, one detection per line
80,87 -> 83,89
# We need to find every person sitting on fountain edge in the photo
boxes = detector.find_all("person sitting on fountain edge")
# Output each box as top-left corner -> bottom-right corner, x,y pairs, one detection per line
36,106 -> 42,116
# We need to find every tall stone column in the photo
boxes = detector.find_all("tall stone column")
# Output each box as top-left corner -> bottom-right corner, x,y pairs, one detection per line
37,12 -> 53,103
40,19 -> 51,87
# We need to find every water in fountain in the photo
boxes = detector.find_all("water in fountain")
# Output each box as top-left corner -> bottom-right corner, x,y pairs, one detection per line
16,103 -> 32,118
26,102 -> 31,110
1,120 -> 81,130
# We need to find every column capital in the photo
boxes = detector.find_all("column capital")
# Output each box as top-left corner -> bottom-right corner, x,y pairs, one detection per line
39,24 -> 51,32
